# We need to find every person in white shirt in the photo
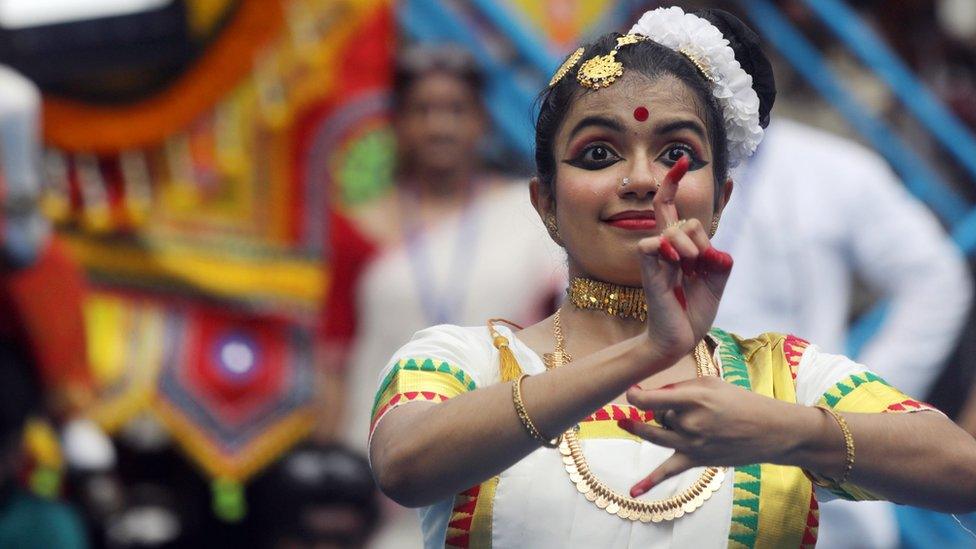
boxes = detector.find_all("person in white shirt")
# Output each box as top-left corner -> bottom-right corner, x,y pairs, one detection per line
713,118 -> 973,549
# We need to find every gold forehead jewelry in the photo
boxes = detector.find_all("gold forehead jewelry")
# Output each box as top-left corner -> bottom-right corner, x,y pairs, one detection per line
549,47 -> 585,87
678,47 -> 715,83
577,34 -> 649,90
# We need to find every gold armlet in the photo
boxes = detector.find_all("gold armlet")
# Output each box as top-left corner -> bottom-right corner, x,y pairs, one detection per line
512,374 -> 561,448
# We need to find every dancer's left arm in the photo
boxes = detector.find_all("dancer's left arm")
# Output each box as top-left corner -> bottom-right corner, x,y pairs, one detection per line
620,379 -> 976,513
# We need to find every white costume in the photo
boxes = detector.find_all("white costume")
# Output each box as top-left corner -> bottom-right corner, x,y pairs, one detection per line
371,324 -> 933,548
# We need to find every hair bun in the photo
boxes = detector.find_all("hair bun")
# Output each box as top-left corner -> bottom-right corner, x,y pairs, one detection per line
694,9 -> 776,128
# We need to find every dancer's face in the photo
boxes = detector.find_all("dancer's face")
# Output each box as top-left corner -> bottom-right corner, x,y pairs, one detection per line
535,73 -> 731,286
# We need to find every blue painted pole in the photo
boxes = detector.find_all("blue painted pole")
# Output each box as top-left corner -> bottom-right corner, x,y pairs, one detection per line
469,0 -> 559,75
737,0 -> 968,225
400,0 -> 537,159
735,0 -> 974,358
800,0 -> 976,186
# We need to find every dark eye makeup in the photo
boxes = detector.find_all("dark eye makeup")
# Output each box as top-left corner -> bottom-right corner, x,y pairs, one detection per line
562,143 -> 623,170
658,143 -> 709,171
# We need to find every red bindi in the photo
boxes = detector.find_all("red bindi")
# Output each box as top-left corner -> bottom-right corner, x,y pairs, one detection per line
633,106 -> 649,122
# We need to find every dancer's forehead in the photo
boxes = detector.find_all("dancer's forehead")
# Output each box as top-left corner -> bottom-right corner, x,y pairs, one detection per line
556,73 -> 712,151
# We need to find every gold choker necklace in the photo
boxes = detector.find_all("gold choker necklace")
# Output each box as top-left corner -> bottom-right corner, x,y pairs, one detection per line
567,277 -> 647,322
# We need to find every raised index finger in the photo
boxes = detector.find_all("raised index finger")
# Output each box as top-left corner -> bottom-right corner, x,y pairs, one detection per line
652,155 -> 690,228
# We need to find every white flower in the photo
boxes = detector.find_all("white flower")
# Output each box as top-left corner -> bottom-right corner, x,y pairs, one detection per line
630,7 -> 763,167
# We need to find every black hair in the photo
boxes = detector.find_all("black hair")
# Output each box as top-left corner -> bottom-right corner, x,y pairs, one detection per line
393,44 -> 486,110
535,8 -> 775,201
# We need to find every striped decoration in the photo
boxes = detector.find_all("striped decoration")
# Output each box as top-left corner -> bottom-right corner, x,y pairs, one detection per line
445,477 -> 499,549
816,370 -> 938,501
818,371 -> 894,410
782,334 -> 809,381
800,492 -> 820,549
711,329 -> 762,549
370,358 -> 477,436
576,404 -> 659,441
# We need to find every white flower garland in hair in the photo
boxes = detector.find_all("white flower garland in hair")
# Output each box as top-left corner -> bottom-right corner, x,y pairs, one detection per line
630,7 -> 763,167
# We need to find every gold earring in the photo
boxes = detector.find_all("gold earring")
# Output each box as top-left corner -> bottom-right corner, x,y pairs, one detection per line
545,214 -> 559,237
710,215 -> 720,238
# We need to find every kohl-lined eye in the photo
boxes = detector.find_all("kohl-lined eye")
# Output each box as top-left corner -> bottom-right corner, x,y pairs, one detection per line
564,144 -> 622,170
658,144 -> 708,170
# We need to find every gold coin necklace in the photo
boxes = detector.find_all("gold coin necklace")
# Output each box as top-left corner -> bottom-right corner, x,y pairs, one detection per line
546,309 -> 726,523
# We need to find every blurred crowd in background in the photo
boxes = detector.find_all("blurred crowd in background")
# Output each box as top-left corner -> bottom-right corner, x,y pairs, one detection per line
0,0 -> 974,547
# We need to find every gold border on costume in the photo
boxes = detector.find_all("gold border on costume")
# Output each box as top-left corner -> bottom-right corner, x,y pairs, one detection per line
446,477 -> 499,549
715,329 -> 820,549
814,371 -> 939,501
369,358 -> 477,438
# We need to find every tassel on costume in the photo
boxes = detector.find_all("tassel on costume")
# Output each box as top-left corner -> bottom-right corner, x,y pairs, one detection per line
488,319 -> 525,382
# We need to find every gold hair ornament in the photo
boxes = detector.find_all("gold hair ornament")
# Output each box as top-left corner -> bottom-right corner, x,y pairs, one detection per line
576,34 -> 649,90
678,47 -> 716,83
549,47 -> 585,87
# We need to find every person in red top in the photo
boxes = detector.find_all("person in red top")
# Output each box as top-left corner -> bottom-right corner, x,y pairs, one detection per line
313,210 -> 378,440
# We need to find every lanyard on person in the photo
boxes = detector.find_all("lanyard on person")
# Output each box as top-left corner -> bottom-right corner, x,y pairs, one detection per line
399,182 -> 482,325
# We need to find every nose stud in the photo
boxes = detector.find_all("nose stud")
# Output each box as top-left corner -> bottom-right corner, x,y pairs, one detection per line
620,177 -> 663,192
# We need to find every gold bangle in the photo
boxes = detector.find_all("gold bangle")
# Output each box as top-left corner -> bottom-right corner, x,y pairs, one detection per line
814,405 -> 855,486
512,374 -> 561,448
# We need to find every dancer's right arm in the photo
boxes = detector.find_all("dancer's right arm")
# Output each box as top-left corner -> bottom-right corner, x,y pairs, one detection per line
369,334 -> 662,507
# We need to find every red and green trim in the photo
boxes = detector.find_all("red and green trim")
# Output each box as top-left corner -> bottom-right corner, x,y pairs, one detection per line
711,329 -> 762,549
783,335 -> 810,381
370,358 -> 477,436
445,477 -> 499,548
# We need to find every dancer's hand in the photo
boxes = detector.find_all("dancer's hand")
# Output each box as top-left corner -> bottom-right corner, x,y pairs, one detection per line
617,378 -> 810,496
637,156 -> 733,362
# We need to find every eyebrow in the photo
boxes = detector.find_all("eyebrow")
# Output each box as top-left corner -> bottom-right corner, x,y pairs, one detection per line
567,115 -> 626,140
655,119 -> 708,142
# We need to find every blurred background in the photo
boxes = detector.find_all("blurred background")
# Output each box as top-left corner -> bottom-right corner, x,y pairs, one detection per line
0,0 -> 974,547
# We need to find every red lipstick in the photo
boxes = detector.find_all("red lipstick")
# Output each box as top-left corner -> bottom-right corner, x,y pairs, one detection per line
604,210 -> 656,231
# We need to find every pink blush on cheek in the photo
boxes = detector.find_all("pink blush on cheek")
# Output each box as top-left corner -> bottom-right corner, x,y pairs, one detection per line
633,106 -> 649,122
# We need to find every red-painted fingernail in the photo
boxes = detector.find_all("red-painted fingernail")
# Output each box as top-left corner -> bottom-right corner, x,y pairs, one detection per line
702,247 -> 733,273
668,155 -> 690,183
630,478 -> 655,497
659,238 -> 680,262
618,419 -> 634,431
680,257 -> 697,277
673,286 -> 687,309
714,251 -> 733,272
